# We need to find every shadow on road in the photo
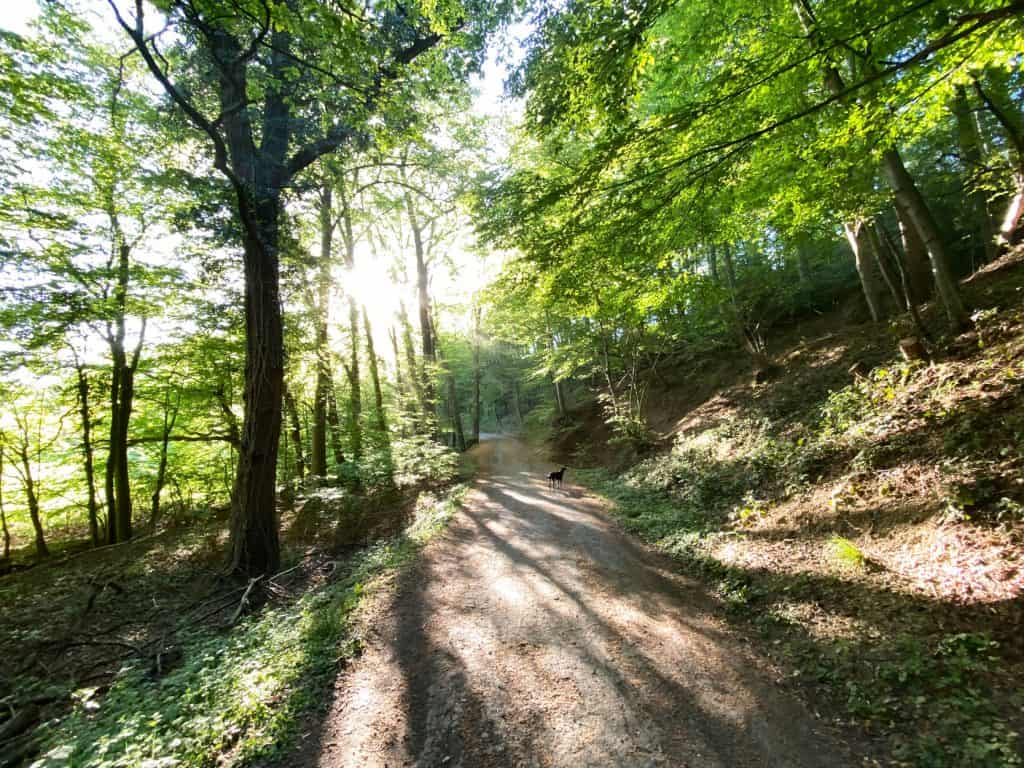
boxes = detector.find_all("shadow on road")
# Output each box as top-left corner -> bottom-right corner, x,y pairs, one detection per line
282,436 -> 868,767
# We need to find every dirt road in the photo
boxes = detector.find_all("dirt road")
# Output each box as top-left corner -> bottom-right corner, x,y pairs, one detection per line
286,437 -> 859,767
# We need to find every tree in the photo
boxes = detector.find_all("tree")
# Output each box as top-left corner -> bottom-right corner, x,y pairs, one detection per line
309,180 -> 336,479
493,0 -> 1022,338
0,441 -> 11,561
0,7 -> 183,544
70,345 -> 102,545
3,392 -> 63,558
107,0 -> 513,575
471,302 -> 482,443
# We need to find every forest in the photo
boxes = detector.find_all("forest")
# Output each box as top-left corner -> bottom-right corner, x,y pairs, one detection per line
0,0 -> 1022,766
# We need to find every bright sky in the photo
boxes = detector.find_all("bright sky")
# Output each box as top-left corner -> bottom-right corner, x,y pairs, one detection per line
1,1 -> 528,366
1,1 -> 35,35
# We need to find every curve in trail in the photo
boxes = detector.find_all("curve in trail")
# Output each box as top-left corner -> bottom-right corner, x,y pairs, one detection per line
286,436 -> 859,768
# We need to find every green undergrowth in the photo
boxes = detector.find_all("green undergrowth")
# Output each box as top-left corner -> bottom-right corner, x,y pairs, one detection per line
581,467 -> 1021,766
31,485 -> 466,768
573,312 -> 1024,765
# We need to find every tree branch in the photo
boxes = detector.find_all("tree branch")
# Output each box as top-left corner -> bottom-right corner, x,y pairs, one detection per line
284,29 -> 447,179
105,0 -> 244,195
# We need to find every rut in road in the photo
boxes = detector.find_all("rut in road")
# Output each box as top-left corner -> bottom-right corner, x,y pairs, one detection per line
285,437 -> 860,768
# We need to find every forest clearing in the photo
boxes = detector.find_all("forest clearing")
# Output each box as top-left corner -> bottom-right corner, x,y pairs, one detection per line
1,0 -> 1023,766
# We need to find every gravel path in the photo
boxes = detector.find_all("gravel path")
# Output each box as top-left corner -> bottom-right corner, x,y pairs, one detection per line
284,436 -> 860,767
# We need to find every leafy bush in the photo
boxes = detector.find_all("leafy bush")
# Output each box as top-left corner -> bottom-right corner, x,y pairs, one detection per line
598,391 -> 651,447
522,402 -> 557,445
819,362 -> 922,438
390,434 -> 459,487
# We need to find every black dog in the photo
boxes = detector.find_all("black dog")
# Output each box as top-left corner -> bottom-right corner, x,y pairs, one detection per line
547,466 -> 567,489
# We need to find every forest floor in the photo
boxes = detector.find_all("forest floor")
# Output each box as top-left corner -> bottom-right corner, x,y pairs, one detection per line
281,436 -> 868,768
0,480 -> 462,766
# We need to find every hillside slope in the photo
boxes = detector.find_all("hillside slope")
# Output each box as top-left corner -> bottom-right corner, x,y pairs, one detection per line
557,251 -> 1024,766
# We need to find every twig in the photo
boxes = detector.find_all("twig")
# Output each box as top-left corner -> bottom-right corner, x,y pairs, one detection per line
180,591 -> 245,627
184,584 -> 250,617
230,577 -> 263,625
0,706 -> 36,742
56,639 -> 142,655
50,531 -> 163,568
0,730 -> 40,767
266,550 -> 324,584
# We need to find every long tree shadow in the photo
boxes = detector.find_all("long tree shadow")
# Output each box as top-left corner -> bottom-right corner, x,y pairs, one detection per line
284,441 -> 1024,766
376,470 -> 871,767
389,554 -> 527,767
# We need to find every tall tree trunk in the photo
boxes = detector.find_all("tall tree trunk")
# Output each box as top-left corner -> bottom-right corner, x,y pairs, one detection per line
311,182 -> 333,479
599,330 -> 620,419
877,220 -> 932,341
973,74 -> 1024,249
406,193 -> 435,364
150,390 -> 179,528
472,305 -> 481,443
473,325 -> 481,444
954,84 -> 998,265
389,327 -> 405,398
113,356 -> 137,543
792,0 -> 968,330
104,241 -> 144,544
101,76 -> 130,546
228,200 -> 285,576
708,244 -> 719,283
344,301 -> 363,461
866,222 -> 906,309
721,244 -> 770,365
75,364 -> 101,546
389,326 -> 410,436
511,378 -> 524,428
553,378 -> 567,420
448,375 -> 467,452
845,220 -> 885,322
721,242 -> 737,292
105,343 -> 123,543
894,199 -> 932,304
439,348 -> 466,452
403,181 -> 437,424
326,386 -> 346,470
880,149 -> 969,329
0,446 -> 9,560
546,323 -> 567,420
363,307 -> 387,435
795,237 -> 812,286
105,243 -> 124,544
338,180 -> 362,462
220,27 -> 298,576
283,384 -> 305,480
399,301 -> 428,422
17,442 -> 47,558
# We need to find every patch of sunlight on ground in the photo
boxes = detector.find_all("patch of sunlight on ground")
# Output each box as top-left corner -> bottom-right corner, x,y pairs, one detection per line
350,682 -> 376,711
491,575 -> 525,605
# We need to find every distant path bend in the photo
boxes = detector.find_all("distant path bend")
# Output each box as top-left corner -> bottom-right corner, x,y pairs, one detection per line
287,436 -> 859,768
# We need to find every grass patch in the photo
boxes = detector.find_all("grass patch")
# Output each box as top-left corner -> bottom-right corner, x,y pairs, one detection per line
828,535 -> 866,570
31,485 -> 466,768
